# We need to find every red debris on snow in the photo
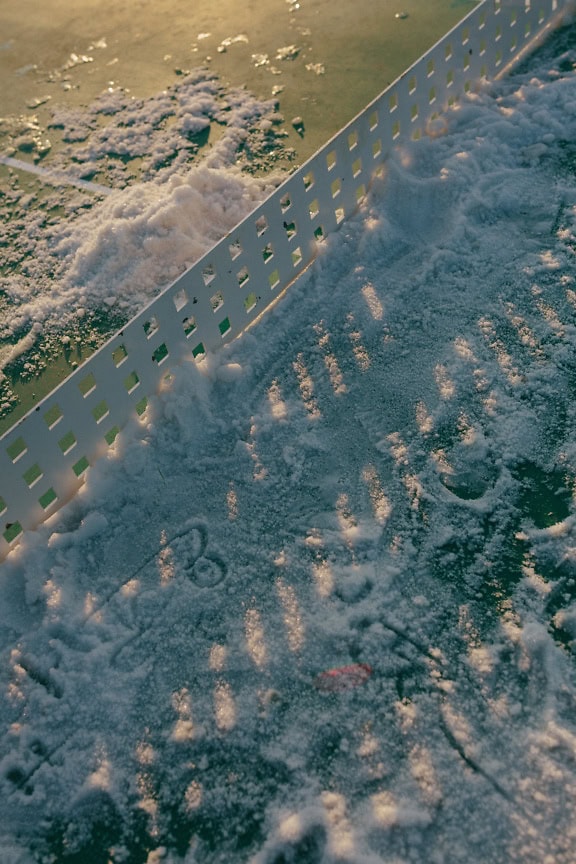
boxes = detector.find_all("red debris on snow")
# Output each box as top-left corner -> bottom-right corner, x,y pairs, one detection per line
313,663 -> 373,693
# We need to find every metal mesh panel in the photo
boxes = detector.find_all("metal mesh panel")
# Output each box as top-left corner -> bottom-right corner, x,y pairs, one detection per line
1,0 -> 573,559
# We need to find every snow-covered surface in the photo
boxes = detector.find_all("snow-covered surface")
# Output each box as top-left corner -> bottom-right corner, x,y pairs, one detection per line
2,21 -> 576,864
0,70 -> 286,414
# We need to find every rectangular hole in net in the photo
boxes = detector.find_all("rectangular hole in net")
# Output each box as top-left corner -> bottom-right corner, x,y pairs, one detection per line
356,184 -> 366,203
3,522 -> 22,545
445,43 -> 453,60
303,170 -> 314,190
348,130 -> 358,151
496,49 -> 503,66
510,9 -> 517,25
331,178 -> 341,198
284,220 -> 297,240
538,8 -> 545,24
143,317 -> 159,339
210,290 -> 224,312
410,104 -> 419,121
392,120 -> 400,139
369,110 -> 378,131
229,239 -> 242,260
152,343 -> 169,365
372,138 -> 382,159
495,24 -> 502,41
309,199 -> 319,220
0,496 -> 6,516
494,0 -> 501,13
43,404 -> 63,430
245,292 -> 258,313
448,95 -> 456,107
479,9 -> 486,28
262,243 -> 274,262
280,193 -> 291,212
326,150 -> 337,170
335,206 -> 345,224
255,214 -> 268,236
479,39 -> 487,56
408,75 -> 416,94
202,264 -> 216,285
525,21 -> 531,36
7,436 -> 27,463
219,317 -> 231,337
112,344 -> 128,367
23,463 -> 43,488
411,128 -> 422,141
105,426 -> 120,446
463,53 -> 470,71
92,400 -> 110,424
352,157 -> 362,177
237,267 -> 249,287
78,372 -> 97,397
427,58 -> 434,77
183,316 -> 197,337
136,397 -> 148,417
510,35 -> 517,53
124,371 -> 140,394
39,487 -> 58,510
269,269 -> 280,290
389,92 -> 398,112
461,27 -> 470,45
429,87 -> 436,105
314,225 -> 325,242
72,455 -> 89,478
481,63 -> 487,78
58,430 -> 77,455
192,342 -> 206,361
447,69 -> 454,87
173,288 -> 188,312
292,247 -> 303,267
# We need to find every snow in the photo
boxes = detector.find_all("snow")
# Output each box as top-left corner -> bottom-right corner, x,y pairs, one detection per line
0,69 -> 288,408
2,19 -> 576,864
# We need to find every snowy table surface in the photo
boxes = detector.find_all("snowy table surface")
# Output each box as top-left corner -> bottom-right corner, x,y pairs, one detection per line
2,20 -> 576,864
